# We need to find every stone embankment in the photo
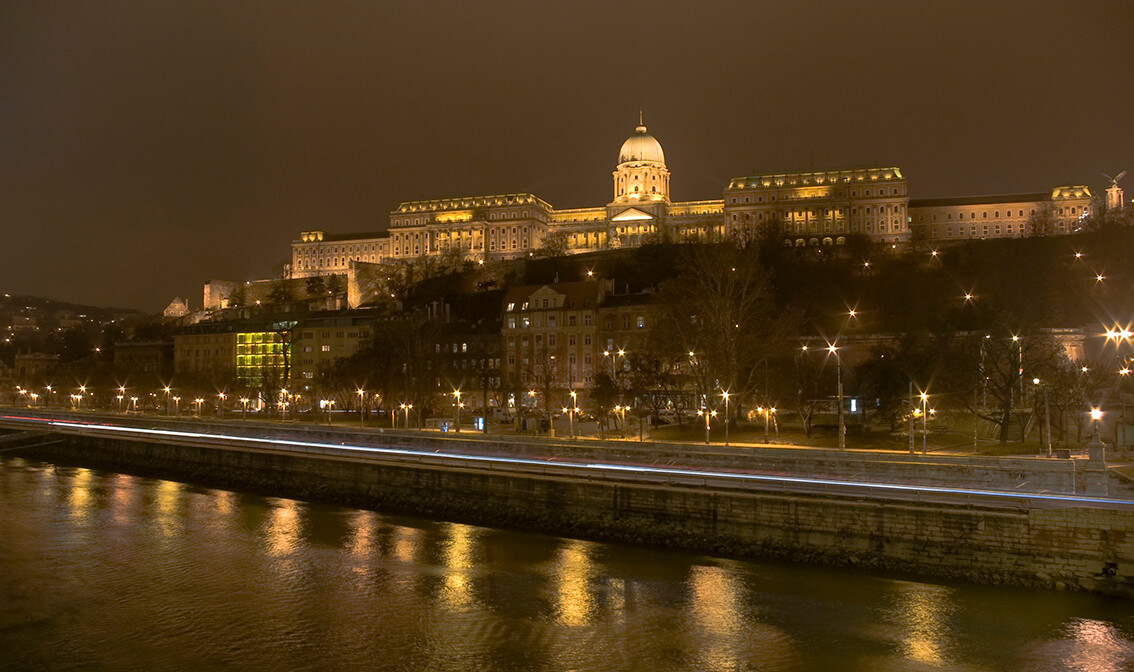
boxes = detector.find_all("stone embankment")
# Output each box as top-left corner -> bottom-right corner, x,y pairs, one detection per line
1,411 -> 1131,598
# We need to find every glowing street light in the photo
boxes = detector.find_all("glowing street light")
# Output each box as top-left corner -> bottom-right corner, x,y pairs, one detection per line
358,389 -> 366,428
193,397 -> 204,416
696,407 -> 716,445
240,397 -> 249,420
919,391 -> 929,454
721,390 -> 731,446
130,396 -> 138,413
452,389 -> 462,433
569,389 -> 578,439
400,403 -> 413,430
829,343 -> 845,450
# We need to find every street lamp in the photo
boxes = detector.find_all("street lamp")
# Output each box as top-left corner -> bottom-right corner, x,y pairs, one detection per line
919,391 -> 929,454
173,396 -> 180,416
612,404 -> 628,438
217,393 -> 226,417
130,396 -> 138,413
453,389 -> 462,432
117,393 -> 124,413
1033,377 -> 1052,457
358,389 -> 366,428
720,390 -> 731,446
400,403 -> 413,430
194,397 -> 203,416
569,389 -> 577,439
696,407 -> 716,445
1119,365 -> 1130,451
44,385 -> 52,408
828,344 -> 845,450
757,406 -> 776,444
240,397 -> 249,420
163,386 -> 171,415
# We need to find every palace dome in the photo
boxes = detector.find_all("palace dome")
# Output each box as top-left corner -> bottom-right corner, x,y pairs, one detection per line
618,122 -> 665,165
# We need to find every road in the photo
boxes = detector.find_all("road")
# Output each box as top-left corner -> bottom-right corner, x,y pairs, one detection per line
3,410 -> 1132,513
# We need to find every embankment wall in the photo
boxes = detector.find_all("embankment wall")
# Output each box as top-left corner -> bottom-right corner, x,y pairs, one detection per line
20,431 -> 1133,598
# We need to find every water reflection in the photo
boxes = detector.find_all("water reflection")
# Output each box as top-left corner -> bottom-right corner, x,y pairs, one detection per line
1054,618 -> 1134,672
554,539 -> 597,627
265,498 -> 301,556
68,467 -> 91,518
1,456 -> 1133,672
441,522 -> 477,609
892,582 -> 954,666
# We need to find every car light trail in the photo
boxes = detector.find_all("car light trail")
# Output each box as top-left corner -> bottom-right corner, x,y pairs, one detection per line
3,413 -> 1132,510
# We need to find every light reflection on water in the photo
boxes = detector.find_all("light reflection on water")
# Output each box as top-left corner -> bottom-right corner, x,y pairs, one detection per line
1,455 -> 1133,672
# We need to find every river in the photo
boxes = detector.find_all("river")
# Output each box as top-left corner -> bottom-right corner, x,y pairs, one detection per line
1,456 -> 1132,671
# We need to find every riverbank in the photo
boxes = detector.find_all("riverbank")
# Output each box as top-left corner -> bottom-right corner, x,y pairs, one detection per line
2,411 -> 1132,598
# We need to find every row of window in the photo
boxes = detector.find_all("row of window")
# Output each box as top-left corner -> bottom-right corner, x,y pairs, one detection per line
728,186 -> 904,204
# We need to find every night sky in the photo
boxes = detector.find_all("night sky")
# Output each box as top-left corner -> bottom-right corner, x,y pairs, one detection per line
2,1 -> 1132,311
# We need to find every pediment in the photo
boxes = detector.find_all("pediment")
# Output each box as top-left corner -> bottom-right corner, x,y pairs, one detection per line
611,207 -> 655,222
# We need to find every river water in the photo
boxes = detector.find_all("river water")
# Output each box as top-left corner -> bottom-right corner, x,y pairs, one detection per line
1,456 -> 1132,672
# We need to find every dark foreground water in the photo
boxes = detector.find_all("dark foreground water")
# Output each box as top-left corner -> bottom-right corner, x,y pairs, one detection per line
1,457 -> 1132,672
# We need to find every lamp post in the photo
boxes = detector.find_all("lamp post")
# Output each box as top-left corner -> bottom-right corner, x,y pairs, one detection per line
44,385 -> 52,408
721,390 -> 731,446
400,403 -> 412,430
1118,365 -> 1130,451
697,407 -> 716,445
1031,378 -> 1052,458
163,386 -> 171,416
217,393 -> 226,417
240,397 -> 249,420
527,389 -> 536,434
194,397 -> 203,416
358,389 -> 366,428
117,394 -> 124,413
919,391 -> 929,454
325,399 -> 335,425
453,389 -> 462,432
828,344 -> 845,450
569,389 -> 577,439
173,396 -> 180,416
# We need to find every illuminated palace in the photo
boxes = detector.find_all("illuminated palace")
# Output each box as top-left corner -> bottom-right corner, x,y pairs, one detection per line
287,118 -> 1095,278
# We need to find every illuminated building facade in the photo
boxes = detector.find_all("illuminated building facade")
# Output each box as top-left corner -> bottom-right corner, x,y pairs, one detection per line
723,167 -> 910,248
175,319 -> 294,388
284,118 -> 1103,279
910,186 -> 1092,243
294,315 -> 374,390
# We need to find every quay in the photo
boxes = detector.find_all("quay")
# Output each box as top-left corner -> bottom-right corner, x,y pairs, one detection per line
2,409 -> 1132,597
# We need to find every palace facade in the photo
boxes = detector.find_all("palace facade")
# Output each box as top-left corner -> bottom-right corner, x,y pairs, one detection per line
285,117 -> 1102,281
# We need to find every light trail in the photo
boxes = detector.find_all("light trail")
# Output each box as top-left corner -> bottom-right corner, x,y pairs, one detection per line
4,413 -> 1132,510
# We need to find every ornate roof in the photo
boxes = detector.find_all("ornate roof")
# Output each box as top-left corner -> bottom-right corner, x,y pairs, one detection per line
393,193 -> 552,214
617,121 -> 666,166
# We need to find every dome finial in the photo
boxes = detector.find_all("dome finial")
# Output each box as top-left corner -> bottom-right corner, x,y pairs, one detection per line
636,109 -> 646,134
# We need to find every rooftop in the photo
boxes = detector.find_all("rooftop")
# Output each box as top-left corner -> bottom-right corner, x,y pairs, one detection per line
394,193 -> 553,214
728,167 -> 904,190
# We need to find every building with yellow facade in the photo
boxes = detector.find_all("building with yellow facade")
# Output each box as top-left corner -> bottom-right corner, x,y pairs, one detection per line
909,186 -> 1092,244
283,117 -> 1104,284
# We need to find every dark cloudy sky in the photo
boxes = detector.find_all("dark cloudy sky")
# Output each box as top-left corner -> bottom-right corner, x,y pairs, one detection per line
2,0 -> 1132,311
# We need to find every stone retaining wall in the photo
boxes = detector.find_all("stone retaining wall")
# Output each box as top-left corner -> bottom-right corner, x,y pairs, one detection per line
22,431 -> 1133,598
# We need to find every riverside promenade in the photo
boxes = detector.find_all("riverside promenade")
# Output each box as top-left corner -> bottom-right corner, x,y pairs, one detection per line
3,408 -> 1133,596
